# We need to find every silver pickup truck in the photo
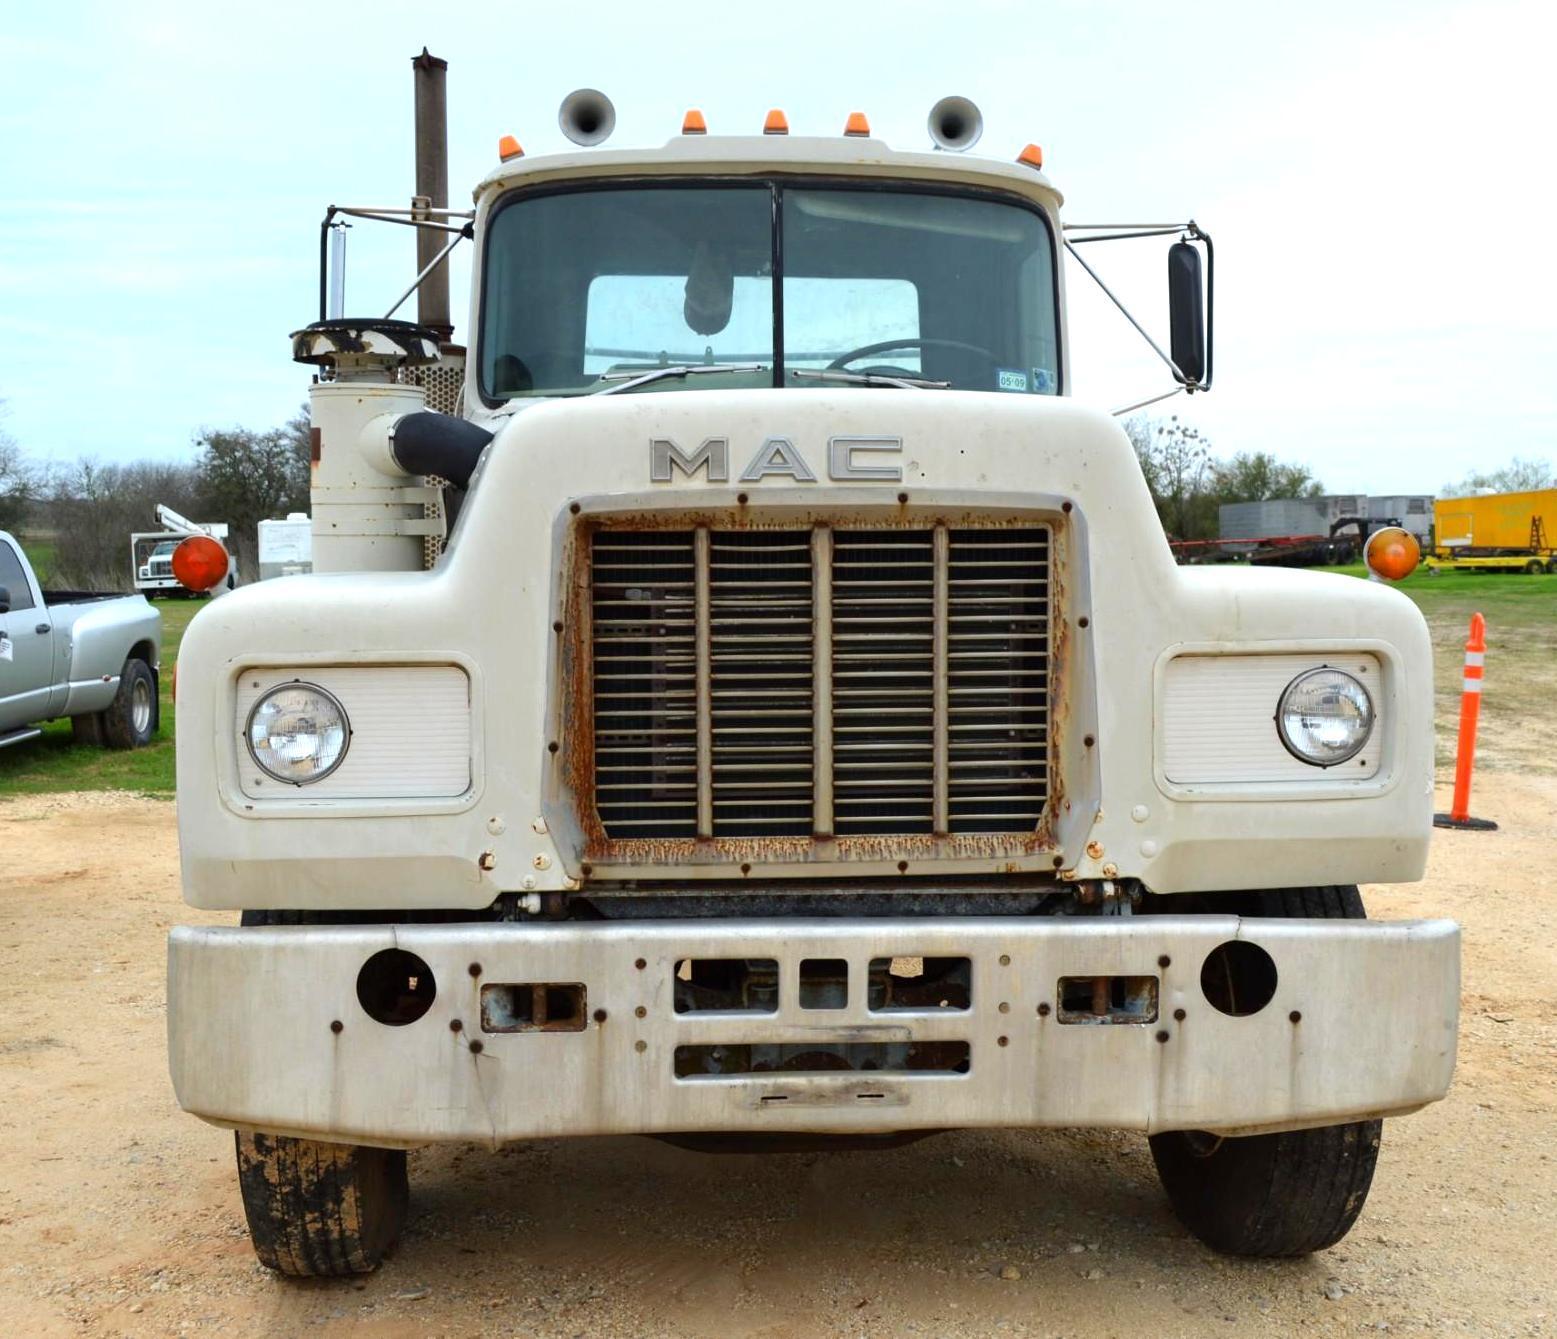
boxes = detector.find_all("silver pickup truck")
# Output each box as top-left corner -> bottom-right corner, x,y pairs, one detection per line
0,530 -> 163,750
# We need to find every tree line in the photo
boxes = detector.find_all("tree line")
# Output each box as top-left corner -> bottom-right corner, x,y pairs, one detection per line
0,403 -> 310,588
1124,416 -> 1324,542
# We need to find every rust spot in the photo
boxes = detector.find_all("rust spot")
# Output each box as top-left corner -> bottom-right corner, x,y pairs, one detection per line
1086,840 -> 1104,860
1037,1002 -> 1051,1017
329,1019 -> 343,1034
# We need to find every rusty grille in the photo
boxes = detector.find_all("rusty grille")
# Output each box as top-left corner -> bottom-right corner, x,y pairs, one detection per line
588,524 -> 1050,841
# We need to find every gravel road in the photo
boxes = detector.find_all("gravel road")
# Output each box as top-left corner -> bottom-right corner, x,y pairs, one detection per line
1,777 -> 1552,1338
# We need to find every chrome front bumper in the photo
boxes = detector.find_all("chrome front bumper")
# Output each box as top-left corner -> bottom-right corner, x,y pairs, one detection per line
167,916 -> 1459,1147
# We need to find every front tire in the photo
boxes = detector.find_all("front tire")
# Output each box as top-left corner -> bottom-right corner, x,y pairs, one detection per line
101,656 -> 156,749
236,1132 -> 408,1276
1148,885 -> 1382,1257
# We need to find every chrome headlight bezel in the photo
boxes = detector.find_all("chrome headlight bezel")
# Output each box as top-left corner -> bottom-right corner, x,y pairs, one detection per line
1275,666 -> 1375,767
244,681 -> 352,785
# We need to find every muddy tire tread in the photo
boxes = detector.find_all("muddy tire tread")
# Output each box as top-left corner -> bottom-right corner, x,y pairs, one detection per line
236,1131 -> 407,1277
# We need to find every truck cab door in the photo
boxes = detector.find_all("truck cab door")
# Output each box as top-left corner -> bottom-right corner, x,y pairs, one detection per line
0,539 -> 57,732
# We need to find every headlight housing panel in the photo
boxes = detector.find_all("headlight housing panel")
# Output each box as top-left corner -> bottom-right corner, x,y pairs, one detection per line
245,682 -> 351,785
1276,667 -> 1375,767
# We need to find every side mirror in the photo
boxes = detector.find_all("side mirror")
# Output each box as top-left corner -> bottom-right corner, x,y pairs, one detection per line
1167,241 -> 1207,387
0,585 -> 10,615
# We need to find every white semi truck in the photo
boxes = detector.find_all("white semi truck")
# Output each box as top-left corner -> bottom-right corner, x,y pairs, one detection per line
167,70 -> 1458,1276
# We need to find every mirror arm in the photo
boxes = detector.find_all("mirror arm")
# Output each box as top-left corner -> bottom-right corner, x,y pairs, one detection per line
1063,237 -> 1190,385
1063,220 -> 1215,393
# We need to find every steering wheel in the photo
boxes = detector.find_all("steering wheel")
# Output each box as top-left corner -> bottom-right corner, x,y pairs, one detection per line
826,337 -> 999,376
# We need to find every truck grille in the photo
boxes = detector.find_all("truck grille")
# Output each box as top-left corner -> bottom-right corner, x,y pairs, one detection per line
589,524 -> 1051,841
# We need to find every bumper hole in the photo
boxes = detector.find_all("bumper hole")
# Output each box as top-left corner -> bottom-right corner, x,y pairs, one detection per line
673,958 -> 778,1014
1056,975 -> 1158,1024
799,959 -> 848,1011
356,948 -> 436,1027
867,956 -> 971,1012
676,1041 -> 970,1079
480,982 -> 587,1033
1200,941 -> 1278,1017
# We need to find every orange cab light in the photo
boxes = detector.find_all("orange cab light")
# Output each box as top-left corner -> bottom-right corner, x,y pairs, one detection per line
682,109 -> 708,135
843,111 -> 870,137
497,134 -> 524,162
1364,526 -> 1421,582
1017,143 -> 1044,169
763,109 -> 789,135
171,535 -> 230,594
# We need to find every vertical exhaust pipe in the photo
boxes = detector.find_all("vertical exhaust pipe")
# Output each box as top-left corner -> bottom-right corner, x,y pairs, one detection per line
411,48 -> 451,342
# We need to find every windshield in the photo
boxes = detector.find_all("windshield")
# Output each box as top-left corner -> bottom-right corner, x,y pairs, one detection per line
479,182 -> 1059,401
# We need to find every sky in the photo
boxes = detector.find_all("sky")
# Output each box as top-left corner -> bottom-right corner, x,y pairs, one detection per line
2,0 -> 1554,495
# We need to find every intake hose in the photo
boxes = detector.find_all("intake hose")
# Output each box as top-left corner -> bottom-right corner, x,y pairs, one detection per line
387,412 -> 494,490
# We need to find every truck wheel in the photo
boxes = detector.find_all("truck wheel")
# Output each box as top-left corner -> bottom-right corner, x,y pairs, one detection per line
101,657 -> 156,749
236,1131 -> 408,1276
1148,885 -> 1382,1257
1525,559 -> 1544,575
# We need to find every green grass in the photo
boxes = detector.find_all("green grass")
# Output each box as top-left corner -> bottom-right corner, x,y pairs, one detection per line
1331,564 -> 1557,776
0,598 -> 202,798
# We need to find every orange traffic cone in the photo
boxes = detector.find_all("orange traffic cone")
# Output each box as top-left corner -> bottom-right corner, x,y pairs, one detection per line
1433,612 -> 1497,831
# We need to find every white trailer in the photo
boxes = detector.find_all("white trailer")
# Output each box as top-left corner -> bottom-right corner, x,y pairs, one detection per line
257,514 -> 313,580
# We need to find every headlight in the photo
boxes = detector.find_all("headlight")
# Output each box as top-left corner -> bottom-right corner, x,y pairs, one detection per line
1276,668 -> 1374,766
245,682 -> 351,784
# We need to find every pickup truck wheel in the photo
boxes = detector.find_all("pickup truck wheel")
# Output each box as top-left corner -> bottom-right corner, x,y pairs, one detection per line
236,1131 -> 408,1276
1148,885 -> 1382,1257
101,657 -> 156,749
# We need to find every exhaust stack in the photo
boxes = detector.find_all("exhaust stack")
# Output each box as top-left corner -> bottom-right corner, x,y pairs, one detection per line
411,48 -> 452,342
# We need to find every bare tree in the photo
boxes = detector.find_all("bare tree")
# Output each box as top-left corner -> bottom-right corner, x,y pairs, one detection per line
45,457 -> 204,589
1126,415 -> 1215,540
1441,456 -> 1556,497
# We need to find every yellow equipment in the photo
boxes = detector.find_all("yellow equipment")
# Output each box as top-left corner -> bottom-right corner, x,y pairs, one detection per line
1429,488 -> 1557,573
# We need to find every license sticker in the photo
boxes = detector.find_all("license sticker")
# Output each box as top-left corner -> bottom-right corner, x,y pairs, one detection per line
1032,367 -> 1055,393
996,368 -> 1029,392
0,634 -> 11,663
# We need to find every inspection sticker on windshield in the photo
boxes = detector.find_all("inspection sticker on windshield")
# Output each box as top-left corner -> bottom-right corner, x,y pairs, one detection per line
996,368 -> 1029,392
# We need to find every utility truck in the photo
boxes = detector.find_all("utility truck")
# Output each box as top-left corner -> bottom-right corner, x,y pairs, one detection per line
132,505 -> 234,594
167,62 -> 1459,1276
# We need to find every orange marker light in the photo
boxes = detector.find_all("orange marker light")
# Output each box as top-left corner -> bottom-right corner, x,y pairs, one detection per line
763,109 -> 789,135
171,535 -> 230,593
682,109 -> 707,135
1017,143 -> 1044,169
843,111 -> 870,137
1364,526 -> 1421,582
497,134 -> 524,162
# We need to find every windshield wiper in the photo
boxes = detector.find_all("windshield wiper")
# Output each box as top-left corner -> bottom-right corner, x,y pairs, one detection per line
790,368 -> 950,390
592,363 -> 767,395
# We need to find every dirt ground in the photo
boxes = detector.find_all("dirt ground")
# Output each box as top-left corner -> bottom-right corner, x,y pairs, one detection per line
1,779 -> 1553,1339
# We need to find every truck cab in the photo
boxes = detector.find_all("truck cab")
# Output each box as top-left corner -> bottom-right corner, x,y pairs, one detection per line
167,96 -> 1458,1276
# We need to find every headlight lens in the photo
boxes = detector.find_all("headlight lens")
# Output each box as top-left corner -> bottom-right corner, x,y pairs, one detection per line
246,682 -> 350,784
1276,668 -> 1374,766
